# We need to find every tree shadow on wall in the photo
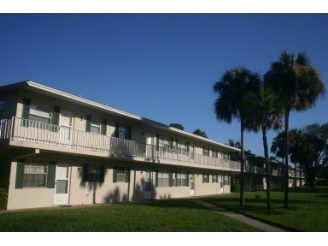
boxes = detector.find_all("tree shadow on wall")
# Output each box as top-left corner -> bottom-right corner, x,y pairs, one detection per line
78,165 -> 108,204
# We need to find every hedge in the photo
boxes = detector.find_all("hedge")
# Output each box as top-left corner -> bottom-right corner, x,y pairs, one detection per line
231,184 -> 240,192
0,188 -> 7,209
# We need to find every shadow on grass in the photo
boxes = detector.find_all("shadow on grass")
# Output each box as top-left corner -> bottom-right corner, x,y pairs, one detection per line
133,198 -> 210,211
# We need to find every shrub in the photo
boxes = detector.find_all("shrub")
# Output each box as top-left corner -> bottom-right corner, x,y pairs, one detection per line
0,188 -> 7,209
231,184 -> 240,192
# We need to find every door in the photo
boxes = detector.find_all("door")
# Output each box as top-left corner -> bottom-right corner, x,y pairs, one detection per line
220,175 -> 224,193
54,164 -> 70,204
189,174 -> 195,195
59,110 -> 73,146
145,132 -> 152,159
144,171 -> 152,199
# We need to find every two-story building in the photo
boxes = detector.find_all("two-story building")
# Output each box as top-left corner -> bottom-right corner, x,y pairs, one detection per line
0,81 -> 241,210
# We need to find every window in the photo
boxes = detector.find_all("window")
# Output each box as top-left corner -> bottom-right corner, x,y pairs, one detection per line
29,101 -> 51,124
87,165 -> 99,181
176,172 -> 187,186
203,147 -> 209,156
212,174 -> 218,183
189,145 -> 194,159
222,152 -> 229,160
159,136 -> 170,151
0,100 -> 4,118
176,141 -> 187,155
203,173 -> 209,183
117,168 -> 126,182
23,160 -> 48,187
212,149 -> 219,158
224,175 -> 229,186
90,119 -> 101,134
158,172 -> 169,187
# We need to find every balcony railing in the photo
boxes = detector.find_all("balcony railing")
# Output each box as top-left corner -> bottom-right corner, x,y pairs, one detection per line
0,117 -> 241,171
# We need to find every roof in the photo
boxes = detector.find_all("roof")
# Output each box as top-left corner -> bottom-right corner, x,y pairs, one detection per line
0,80 -> 241,152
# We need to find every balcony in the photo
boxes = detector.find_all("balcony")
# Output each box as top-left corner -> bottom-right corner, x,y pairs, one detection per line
0,117 -> 241,172
246,165 -> 265,174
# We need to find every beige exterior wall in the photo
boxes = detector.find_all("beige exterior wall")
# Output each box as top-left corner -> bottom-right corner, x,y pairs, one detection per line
6,152 -> 233,210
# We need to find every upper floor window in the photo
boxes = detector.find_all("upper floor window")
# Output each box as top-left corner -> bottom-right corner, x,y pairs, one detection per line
90,119 -> 101,134
159,136 -> 170,150
29,101 -> 51,124
115,123 -> 131,140
222,152 -> 229,160
212,149 -> 219,158
0,100 -> 4,118
203,146 -> 210,156
177,141 -> 187,155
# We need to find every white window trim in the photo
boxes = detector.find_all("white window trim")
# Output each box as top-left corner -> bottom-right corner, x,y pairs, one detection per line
23,160 -> 48,188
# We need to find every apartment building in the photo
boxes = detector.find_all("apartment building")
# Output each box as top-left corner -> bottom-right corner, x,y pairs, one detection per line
242,153 -> 306,191
0,81 -> 241,210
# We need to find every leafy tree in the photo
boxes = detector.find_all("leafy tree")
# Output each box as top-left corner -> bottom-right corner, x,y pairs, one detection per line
213,66 -> 260,206
170,123 -> 184,131
192,129 -> 208,138
264,51 -> 326,208
244,82 -> 284,215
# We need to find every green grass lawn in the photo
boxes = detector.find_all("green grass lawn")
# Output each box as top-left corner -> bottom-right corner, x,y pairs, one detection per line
202,187 -> 328,232
0,199 -> 262,232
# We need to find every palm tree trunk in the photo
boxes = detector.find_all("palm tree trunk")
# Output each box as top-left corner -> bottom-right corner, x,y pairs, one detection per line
295,163 -> 297,190
240,120 -> 245,206
284,110 -> 290,209
299,164 -> 302,190
262,126 -> 271,215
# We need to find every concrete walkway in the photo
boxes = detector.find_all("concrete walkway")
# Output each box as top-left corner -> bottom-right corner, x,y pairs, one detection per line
193,199 -> 287,232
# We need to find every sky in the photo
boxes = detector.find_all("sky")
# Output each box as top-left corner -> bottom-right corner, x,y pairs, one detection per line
1,14 -> 328,157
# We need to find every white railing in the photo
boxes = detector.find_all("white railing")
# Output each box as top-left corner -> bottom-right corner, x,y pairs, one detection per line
1,117 -> 241,171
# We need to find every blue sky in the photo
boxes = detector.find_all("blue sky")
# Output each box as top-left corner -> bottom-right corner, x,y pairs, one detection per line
1,14 -> 327,157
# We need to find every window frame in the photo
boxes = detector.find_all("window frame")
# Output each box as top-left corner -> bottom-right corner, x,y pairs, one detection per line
212,174 -> 218,183
90,118 -> 101,134
158,171 -> 170,187
116,167 -> 126,182
203,173 -> 210,183
29,100 -> 52,124
176,172 -> 187,187
203,147 -> 210,157
23,160 -> 48,188
118,125 -> 128,139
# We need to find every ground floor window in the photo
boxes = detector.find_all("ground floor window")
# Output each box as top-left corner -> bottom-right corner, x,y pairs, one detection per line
158,172 -> 170,187
203,173 -> 209,183
212,174 -> 218,183
224,175 -> 229,186
113,166 -> 130,183
176,172 -> 187,186
23,160 -> 48,187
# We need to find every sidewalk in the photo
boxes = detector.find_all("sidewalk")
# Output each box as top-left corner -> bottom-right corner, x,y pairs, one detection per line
192,199 -> 287,232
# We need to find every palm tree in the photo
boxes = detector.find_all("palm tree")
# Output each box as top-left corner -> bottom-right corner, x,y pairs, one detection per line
289,128 -> 304,190
227,139 -> 241,149
192,129 -> 208,138
244,82 -> 283,215
264,51 -> 326,208
213,66 -> 260,206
